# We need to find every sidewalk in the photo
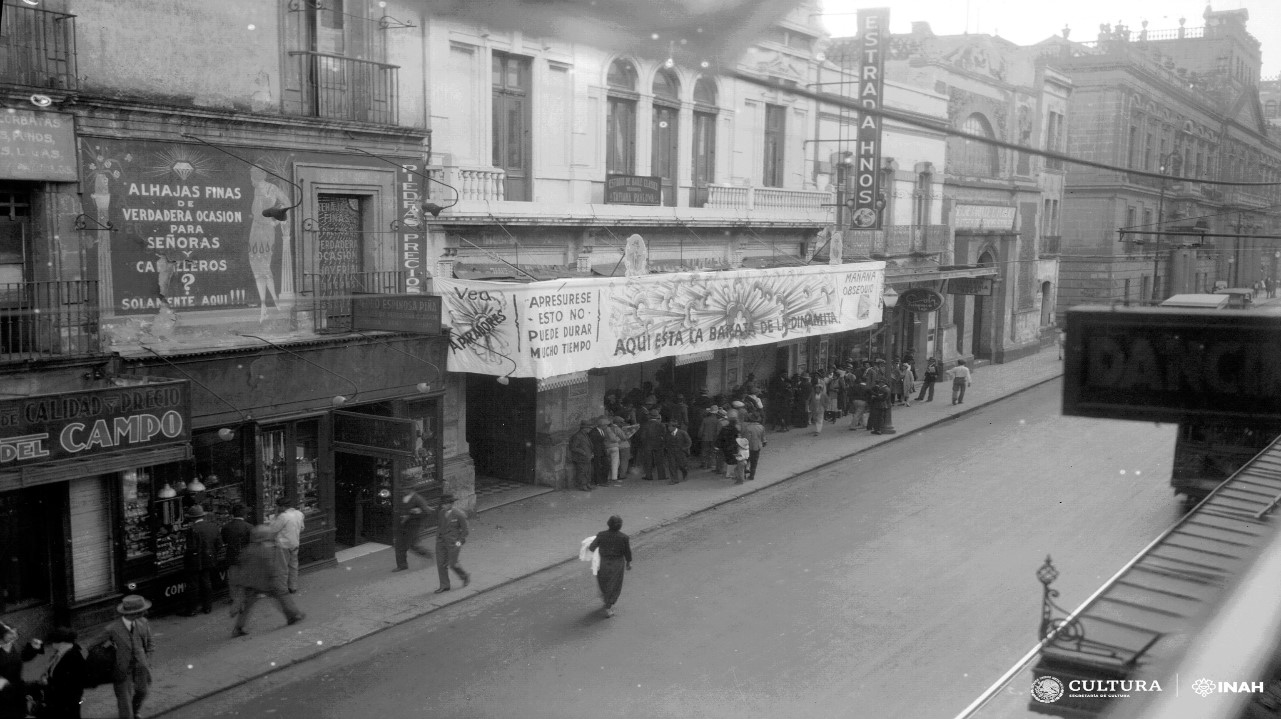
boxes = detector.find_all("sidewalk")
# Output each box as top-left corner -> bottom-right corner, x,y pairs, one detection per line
82,348 -> 1064,718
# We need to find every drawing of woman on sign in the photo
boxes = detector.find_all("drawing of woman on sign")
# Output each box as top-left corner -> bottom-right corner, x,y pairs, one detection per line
248,166 -> 289,321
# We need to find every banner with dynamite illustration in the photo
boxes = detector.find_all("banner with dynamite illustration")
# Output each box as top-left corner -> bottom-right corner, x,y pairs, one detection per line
436,261 -> 885,379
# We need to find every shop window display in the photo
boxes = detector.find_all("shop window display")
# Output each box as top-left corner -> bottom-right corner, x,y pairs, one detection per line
120,462 -> 193,577
259,420 -> 322,519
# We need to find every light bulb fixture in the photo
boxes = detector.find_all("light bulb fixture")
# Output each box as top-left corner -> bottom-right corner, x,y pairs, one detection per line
416,381 -> 432,392
664,57 -> 675,69
345,147 -> 459,219
496,375 -> 510,385
158,483 -> 177,498
187,477 -> 206,492
217,427 -> 236,441
332,395 -> 349,406
29,94 -> 52,108
182,135 -> 303,220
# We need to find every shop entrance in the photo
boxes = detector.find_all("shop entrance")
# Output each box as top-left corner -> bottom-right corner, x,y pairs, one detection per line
466,374 -> 536,482
0,484 -> 64,619
334,452 -> 394,547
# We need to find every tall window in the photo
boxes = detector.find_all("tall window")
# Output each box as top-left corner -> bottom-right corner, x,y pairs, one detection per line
691,76 -> 718,207
913,172 -> 933,228
1127,125 -> 1138,169
1144,130 -> 1153,171
492,52 -> 532,201
652,69 -> 681,207
606,60 -> 638,175
763,104 -> 786,187
951,113 -> 999,177
1125,206 -> 1137,254
1045,111 -> 1064,170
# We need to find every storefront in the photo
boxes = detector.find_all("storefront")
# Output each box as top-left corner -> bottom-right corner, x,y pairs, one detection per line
438,262 -> 885,486
0,375 -> 193,632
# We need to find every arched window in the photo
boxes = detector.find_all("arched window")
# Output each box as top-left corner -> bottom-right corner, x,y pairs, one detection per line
652,69 -> 681,206
606,60 -> 638,174
691,76 -> 718,207
949,113 -> 999,177
1040,281 -> 1055,326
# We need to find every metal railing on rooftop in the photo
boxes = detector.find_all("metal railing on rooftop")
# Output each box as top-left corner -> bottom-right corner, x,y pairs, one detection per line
0,2 -> 78,90
301,270 -> 407,332
0,280 -> 99,362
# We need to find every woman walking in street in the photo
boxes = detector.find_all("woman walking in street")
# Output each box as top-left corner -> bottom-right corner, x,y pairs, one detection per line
916,358 -> 939,402
588,515 -> 633,617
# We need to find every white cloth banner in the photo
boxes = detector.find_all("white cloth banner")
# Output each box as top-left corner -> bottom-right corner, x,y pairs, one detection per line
437,261 -> 885,378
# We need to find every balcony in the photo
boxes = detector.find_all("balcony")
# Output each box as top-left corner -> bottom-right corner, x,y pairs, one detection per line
705,184 -> 833,212
427,166 -> 505,202
289,51 -> 398,125
844,225 -> 951,257
0,2 -> 78,90
1041,235 -> 1062,256
0,280 -> 99,363
301,270 -> 407,332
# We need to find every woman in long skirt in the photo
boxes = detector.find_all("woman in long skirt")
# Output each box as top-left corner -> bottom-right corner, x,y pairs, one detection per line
588,515 -> 633,617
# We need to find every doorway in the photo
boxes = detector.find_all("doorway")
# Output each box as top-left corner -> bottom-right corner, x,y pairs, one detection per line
466,374 -> 537,482
973,249 -> 996,359
334,452 -> 394,547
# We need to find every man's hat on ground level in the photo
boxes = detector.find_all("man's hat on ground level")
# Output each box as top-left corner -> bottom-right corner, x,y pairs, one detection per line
184,504 -> 205,519
116,595 -> 152,616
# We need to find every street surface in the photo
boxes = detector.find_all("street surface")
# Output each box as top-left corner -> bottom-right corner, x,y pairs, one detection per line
165,381 -> 1179,719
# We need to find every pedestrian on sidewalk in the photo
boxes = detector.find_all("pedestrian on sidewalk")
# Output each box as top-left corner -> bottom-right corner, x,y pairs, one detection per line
916,358 -> 939,402
848,377 -> 870,430
105,595 -> 155,719
268,496 -> 304,594
790,375 -> 810,429
221,503 -> 254,617
392,486 -> 433,572
588,515 -> 632,617
569,420 -> 596,491
181,504 -> 222,616
807,383 -> 829,436
898,360 -> 915,407
27,626 -> 87,719
717,416 -> 742,480
949,360 -> 973,405
733,436 -> 750,484
590,417 -> 610,486
602,416 -> 621,482
612,416 -> 637,482
434,494 -> 471,593
698,406 -> 721,470
867,381 -> 890,433
664,421 -> 692,484
741,413 -> 766,480
0,621 -> 38,719
233,526 -> 305,636
636,410 -> 669,481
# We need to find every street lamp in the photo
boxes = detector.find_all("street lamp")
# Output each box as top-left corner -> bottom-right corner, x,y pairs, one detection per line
1154,151 -> 1181,302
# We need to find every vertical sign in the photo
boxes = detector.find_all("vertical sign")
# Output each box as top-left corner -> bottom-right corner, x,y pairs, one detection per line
851,7 -> 889,230
397,163 -> 426,293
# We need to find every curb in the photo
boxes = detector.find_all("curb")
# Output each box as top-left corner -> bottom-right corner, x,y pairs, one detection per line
152,370 -> 1064,716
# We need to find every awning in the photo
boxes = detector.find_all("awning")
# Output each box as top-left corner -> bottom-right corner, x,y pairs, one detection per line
537,371 -> 589,392
675,350 -> 717,366
884,265 -> 998,285
0,443 -> 194,493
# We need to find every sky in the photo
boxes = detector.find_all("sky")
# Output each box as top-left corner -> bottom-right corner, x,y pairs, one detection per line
819,0 -> 1281,78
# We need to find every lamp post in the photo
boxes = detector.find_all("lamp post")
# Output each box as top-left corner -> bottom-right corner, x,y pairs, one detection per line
1153,151 -> 1180,302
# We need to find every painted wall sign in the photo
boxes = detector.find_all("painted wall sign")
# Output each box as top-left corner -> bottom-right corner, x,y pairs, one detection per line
395,162 -> 428,293
0,109 -> 77,181
436,261 -> 885,378
332,411 -> 418,456
352,293 -> 442,334
604,174 -> 662,205
850,7 -> 890,230
79,138 -> 416,316
948,277 -> 994,296
0,380 -> 190,468
1063,306 -> 1281,423
954,204 -> 1016,230
898,287 -> 945,313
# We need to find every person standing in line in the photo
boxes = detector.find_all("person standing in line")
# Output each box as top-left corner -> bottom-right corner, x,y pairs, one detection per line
733,435 -> 750,484
29,626 -> 87,719
899,360 -> 915,407
807,383 -> 829,436
698,406 -> 722,469
268,496 -> 304,594
636,410 -> 669,481
590,417 -> 610,487
665,421 -> 692,484
949,359 -> 973,405
104,595 -> 155,719
392,486 -> 433,572
848,377 -> 870,430
741,413 -> 766,480
612,416 -> 637,482
181,504 -> 223,616
569,420 -> 596,491
232,526 -> 305,636
601,416 -> 622,483
825,370 -> 842,422
434,494 -> 470,594
867,381 -> 889,433
221,503 -> 254,617
671,394 -> 690,432
916,358 -> 939,402
588,515 -> 632,618
717,416 -> 741,480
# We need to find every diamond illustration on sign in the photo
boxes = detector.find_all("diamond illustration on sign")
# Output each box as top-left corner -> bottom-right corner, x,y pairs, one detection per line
170,160 -> 195,181
1192,678 -> 1215,697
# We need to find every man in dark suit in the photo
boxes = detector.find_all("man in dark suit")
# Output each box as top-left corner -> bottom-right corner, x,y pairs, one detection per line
105,595 -> 154,719
182,504 -> 223,616
220,504 -> 253,616
434,494 -> 470,593
233,525 -> 305,636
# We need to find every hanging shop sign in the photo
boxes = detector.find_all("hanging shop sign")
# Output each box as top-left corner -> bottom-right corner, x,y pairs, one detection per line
352,293 -> 442,334
604,174 -> 662,205
332,411 -> 418,457
0,380 -> 190,469
947,277 -> 994,296
898,287 -> 945,313
437,261 -> 885,378
1,109 -> 77,181
1063,306 -> 1281,423
849,7 -> 890,230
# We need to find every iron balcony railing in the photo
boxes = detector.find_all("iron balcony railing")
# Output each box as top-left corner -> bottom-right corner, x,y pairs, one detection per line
290,51 -> 399,125
0,2 -> 78,90
0,280 -> 99,362
301,270 -> 407,332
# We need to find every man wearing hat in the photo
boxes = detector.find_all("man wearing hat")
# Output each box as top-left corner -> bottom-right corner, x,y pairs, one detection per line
233,525 -> 305,636
568,419 -> 596,491
634,409 -> 669,481
181,503 -> 223,616
590,416 -> 610,486
698,406 -> 722,470
104,595 -> 155,719
434,494 -> 470,593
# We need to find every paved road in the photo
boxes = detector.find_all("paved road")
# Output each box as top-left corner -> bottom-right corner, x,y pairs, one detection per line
165,381 -> 1180,719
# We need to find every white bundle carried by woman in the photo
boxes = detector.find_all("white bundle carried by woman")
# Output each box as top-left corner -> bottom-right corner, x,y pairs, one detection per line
578,536 -> 601,575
